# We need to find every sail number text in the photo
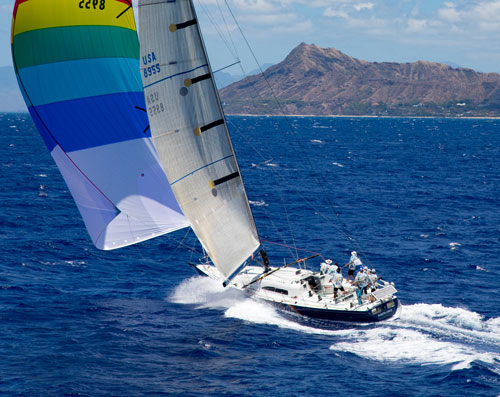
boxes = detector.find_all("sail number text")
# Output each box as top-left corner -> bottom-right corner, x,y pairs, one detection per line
147,91 -> 165,117
79,0 -> 105,9
142,52 -> 161,79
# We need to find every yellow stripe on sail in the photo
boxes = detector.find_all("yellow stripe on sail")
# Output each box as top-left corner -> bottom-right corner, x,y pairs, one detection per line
13,0 -> 136,36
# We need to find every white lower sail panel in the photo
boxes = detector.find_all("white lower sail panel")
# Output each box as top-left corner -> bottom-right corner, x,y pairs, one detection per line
55,138 -> 188,250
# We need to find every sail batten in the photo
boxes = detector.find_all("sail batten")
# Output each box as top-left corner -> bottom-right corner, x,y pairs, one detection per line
139,0 -> 260,279
143,63 -> 208,89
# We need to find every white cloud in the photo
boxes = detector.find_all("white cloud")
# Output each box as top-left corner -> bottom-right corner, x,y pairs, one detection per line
270,19 -> 313,33
438,6 -> 460,23
434,0 -> 500,32
240,12 -> 297,25
471,0 -> 500,22
407,18 -> 427,32
323,7 -> 349,18
0,4 -> 12,15
354,3 -> 374,11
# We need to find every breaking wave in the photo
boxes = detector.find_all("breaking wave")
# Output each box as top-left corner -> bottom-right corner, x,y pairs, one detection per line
171,277 -> 500,371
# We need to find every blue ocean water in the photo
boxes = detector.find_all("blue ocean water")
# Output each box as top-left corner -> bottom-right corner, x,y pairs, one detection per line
1,113 -> 499,396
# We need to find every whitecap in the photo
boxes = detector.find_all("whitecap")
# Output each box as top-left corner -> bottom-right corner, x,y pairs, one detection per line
332,162 -> 344,168
310,139 -> 323,143
329,304 -> 500,370
171,279 -> 500,371
169,276 -> 245,309
170,276 -> 336,335
449,242 -> 461,250
249,200 -> 268,207
329,327 -> 495,369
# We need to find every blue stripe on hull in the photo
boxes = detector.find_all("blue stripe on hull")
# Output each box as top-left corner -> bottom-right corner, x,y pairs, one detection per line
31,91 -> 149,152
278,298 -> 400,325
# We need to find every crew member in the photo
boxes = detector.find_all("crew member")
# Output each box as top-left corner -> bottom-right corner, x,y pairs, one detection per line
353,267 -> 368,304
332,266 -> 345,299
369,268 -> 379,292
344,251 -> 362,282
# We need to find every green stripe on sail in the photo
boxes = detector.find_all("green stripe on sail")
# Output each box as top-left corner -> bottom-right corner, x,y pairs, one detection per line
13,25 -> 139,70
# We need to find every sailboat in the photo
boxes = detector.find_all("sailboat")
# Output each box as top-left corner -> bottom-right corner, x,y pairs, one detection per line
11,0 -> 400,324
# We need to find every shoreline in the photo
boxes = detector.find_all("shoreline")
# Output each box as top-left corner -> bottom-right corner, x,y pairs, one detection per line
3,110 -> 500,120
226,113 -> 500,120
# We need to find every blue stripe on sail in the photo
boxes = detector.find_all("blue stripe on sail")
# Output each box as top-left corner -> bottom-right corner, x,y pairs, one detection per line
170,154 -> 234,185
143,64 -> 208,89
33,92 -> 149,152
18,57 -> 142,106
28,105 -> 58,152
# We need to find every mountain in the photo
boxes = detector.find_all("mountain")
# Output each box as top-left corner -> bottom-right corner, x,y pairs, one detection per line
0,66 -> 27,112
219,43 -> 500,117
213,70 -> 240,89
213,64 -> 274,89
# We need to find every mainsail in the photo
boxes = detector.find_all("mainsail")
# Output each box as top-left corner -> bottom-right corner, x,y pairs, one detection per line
138,0 -> 260,280
11,0 -> 189,249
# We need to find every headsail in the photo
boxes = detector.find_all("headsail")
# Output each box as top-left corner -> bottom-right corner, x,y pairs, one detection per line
11,0 -> 189,249
138,0 -> 260,280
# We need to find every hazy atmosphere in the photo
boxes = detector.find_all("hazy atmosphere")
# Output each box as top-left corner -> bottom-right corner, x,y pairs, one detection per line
2,0 -> 500,73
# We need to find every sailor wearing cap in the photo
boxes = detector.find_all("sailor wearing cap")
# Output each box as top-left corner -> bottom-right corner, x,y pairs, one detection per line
344,251 -> 362,282
368,268 -> 379,291
320,258 -> 334,276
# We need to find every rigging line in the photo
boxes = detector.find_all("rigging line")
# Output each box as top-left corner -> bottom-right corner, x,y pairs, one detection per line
218,2 -> 281,111
243,254 -> 319,288
198,0 -> 238,60
223,2 -> 369,264
164,233 -> 198,253
261,239 -> 325,261
226,118 -> 298,259
257,208 -> 298,260
215,0 -> 239,60
223,0 -> 288,108
226,117 -> 354,251
212,61 -> 241,74
175,228 -> 192,251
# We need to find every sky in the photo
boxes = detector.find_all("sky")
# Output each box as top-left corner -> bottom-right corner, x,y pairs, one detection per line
2,0 -> 500,75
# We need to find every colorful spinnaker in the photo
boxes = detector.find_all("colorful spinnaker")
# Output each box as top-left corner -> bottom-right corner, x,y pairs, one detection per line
12,0 -> 188,249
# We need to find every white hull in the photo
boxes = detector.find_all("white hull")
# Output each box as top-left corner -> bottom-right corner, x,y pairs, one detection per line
193,264 -> 401,324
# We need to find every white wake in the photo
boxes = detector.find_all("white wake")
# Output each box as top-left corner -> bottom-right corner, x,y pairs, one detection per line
170,276 -> 500,371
